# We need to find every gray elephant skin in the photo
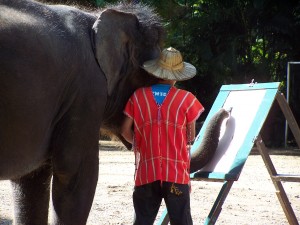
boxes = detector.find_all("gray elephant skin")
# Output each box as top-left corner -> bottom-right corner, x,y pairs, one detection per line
190,108 -> 230,173
0,1 -> 164,224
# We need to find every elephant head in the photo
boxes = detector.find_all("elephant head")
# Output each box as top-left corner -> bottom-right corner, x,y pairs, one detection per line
92,3 -> 165,145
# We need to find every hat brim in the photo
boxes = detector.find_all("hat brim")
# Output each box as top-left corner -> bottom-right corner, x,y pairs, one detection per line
143,59 -> 196,81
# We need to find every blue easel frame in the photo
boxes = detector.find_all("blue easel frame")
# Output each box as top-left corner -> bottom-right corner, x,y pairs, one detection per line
190,82 -> 280,181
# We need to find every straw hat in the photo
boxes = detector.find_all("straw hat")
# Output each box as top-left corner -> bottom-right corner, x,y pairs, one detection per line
143,47 -> 196,81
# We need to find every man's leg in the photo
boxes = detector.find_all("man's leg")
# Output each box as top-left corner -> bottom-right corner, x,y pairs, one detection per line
133,181 -> 162,225
162,182 -> 193,225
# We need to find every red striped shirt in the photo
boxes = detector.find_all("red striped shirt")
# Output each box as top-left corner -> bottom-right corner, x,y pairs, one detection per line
124,86 -> 204,186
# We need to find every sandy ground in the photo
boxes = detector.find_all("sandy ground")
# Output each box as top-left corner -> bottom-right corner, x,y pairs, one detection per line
1,141 -> 300,225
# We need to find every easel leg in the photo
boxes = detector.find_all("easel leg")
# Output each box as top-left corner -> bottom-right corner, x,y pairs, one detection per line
256,135 -> 299,225
276,93 -> 300,147
157,208 -> 169,225
204,181 -> 234,225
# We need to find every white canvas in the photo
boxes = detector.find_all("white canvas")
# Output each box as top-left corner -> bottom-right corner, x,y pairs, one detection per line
198,89 -> 266,173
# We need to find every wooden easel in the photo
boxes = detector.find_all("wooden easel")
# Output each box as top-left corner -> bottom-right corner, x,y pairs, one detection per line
255,92 -> 300,225
157,82 -> 300,225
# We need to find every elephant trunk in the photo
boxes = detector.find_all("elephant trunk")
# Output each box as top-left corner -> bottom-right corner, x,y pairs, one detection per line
190,108 -> 230,173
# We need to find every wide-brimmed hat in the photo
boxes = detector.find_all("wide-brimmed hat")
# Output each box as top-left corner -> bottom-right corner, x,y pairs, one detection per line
143,47 -> 196,81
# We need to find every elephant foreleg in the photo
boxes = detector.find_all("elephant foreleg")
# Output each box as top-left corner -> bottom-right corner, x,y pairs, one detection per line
11,162 -> 52,225
50,107 -> 101,225
51,152 -> 99,225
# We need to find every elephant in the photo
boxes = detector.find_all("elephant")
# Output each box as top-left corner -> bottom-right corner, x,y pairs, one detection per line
190,108 -> 231,173
0,1 -> 164,224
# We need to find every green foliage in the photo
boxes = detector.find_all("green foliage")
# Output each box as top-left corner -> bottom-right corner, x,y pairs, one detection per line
142,0 -> 300,114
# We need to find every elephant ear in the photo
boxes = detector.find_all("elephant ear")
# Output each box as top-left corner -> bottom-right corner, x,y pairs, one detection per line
92,9 -> 139,96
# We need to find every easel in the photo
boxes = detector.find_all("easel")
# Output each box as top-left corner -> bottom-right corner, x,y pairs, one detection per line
157,82 -> 300,225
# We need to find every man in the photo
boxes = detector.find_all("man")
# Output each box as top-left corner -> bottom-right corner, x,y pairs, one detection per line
122,47 -> 204,225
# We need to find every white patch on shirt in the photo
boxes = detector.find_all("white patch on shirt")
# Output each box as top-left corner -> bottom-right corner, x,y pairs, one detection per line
153,91 -> 167,97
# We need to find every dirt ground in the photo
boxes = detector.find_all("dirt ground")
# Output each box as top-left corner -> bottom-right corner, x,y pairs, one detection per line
1,141 -> 300,225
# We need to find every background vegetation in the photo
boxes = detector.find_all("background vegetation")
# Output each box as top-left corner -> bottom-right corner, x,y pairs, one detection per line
40,0 -> 300,147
